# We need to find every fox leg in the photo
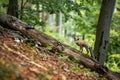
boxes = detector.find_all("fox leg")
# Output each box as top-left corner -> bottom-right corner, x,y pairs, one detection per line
85,47 -> 89,54
80,46 -> 83,53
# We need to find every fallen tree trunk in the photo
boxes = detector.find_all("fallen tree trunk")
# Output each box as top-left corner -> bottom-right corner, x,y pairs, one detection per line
0,13 -> 119,80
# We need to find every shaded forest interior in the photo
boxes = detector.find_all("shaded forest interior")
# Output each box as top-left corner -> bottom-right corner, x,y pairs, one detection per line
0,13 -> 120,80
0,0 -> 120,80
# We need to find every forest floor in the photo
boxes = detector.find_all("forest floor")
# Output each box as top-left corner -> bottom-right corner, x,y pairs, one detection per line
0,28 -> 106,80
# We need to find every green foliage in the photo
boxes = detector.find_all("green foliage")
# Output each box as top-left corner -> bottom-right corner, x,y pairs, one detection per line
22,6 -> 41,26
38,72 -> 50,80
18,0 -> 45,30
43,0 -> 82,14
109,30 -> 120,54
25,38 -> 37,47
116,0 -> 120,11
109,12 -> 120,54
45,26 -> 66,43
58,53 -> 70,61
0,63 -> 22,80
0,0 -> 8,13
73,1 -> 100,35
105,54 -> 120,72
40,53 -> 50,59
69,62 -> 83,72
101,78 -> 108,80
112,12 -> 120,30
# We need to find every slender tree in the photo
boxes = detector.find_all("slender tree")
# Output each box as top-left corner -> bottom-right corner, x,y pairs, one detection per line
20,0 -> 28,20
36,0 -> 39,17
94,0 -> 116,65
55,12 -> 59,32
59,11 -> 63,36
41,0 -> 46,31
7,0 -> 18,18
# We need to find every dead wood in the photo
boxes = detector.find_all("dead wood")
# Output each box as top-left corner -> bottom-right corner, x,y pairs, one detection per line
0,13 -> 119,80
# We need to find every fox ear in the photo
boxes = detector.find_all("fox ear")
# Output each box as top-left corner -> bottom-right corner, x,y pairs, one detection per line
77,38 -> 79,40
74,37 -> 79,40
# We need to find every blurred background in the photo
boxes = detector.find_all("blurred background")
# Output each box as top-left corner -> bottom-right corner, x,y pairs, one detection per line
0,0 -> 120,72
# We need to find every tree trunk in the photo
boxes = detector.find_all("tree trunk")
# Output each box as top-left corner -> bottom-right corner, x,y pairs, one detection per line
0,13 -> 119,80
41,0 -> 45,31
36,0 -> 39,17
20,0 -> 28,20
55,11 -> 63,35
48,13 -> 53,27
59,11 -> 62,36
55,12 -> 59,32
7,0 -> 18,18
94,0 -> 116,65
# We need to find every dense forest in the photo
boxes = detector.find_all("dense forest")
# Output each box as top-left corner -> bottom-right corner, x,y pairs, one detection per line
0,0 -> 120,80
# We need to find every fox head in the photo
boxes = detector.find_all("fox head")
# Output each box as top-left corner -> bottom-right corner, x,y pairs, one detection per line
74,37 -> 79,41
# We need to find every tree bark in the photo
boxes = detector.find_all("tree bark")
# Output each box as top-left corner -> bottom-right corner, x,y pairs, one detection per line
7,0 -> 18,18
0,13 -> 119,80
20,0 -> 28,20
55,12 -> 59,32
94,0 -> 116,65
41,0 -> 46,31
59,11 -> 63,36
36,0 -> 39,17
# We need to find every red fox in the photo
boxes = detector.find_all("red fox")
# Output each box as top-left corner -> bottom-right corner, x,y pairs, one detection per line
74,37 -> 95,59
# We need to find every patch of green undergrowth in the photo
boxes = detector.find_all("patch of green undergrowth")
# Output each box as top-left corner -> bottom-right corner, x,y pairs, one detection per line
105,54 -> 120,72
58,53 -> 70,61
0,63 -> 22,80
38,72 -> 51,80
40,53 -> 50,58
